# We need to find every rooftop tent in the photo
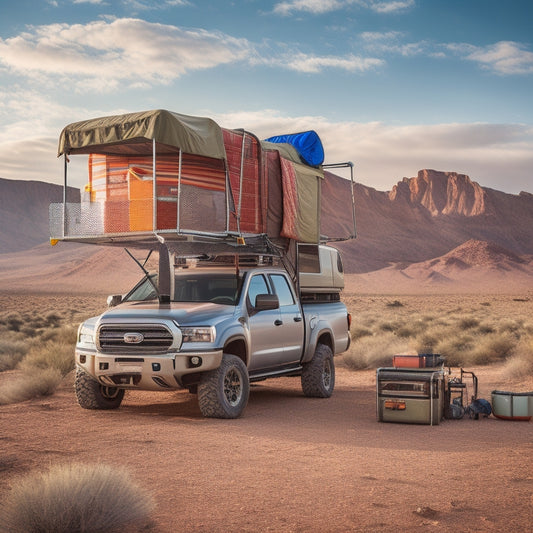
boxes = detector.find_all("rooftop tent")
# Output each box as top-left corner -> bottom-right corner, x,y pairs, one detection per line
264,131 -> 324,167
57,109 -> 226,158
53,110 -> 230,239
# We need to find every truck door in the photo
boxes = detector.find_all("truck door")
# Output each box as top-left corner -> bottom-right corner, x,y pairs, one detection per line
268,273 -> 305,364
246,273 -> 286,372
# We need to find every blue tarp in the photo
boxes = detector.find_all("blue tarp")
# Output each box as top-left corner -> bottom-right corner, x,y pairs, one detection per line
264,130 -> 324,167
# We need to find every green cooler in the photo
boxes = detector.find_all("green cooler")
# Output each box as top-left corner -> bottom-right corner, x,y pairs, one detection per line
377,368 -> 447,425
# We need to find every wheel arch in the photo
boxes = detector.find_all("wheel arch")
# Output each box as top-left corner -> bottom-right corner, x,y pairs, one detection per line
302,326 -> 335,364
223,336 -> 248,366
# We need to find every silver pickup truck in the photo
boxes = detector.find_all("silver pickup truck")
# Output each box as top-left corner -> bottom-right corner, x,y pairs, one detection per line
75,246 -> 351,418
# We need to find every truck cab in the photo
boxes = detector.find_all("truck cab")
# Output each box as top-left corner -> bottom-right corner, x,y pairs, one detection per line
75,247 -> 351,418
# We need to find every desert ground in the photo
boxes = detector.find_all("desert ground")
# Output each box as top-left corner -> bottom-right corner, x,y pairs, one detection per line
1,290 -> 532,532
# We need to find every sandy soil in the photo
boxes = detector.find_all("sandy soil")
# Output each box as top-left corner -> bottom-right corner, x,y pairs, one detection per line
1,362 -> 531,532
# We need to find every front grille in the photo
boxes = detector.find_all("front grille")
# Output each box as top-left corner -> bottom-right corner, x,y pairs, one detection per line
98,324 -> 173,354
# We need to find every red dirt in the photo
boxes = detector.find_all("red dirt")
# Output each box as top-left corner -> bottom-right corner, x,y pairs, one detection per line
1,362 -> 532,532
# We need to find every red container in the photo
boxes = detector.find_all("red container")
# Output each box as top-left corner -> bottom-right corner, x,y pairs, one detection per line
392,355 -> 425,368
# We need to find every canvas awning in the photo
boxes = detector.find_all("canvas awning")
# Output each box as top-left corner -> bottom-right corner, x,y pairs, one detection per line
57,109 -> 226,159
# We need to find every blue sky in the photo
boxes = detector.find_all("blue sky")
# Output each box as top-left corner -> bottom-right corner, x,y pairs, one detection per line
0,0 -> 532,193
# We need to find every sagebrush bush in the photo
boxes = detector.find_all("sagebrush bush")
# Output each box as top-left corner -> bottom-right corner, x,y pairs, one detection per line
0,340 -> 29,372
350,326 -> 373,341
0,368 -> 62,405
0,463 -> 154,533
19,340 -> 75,377
4,312 -> 23,332
343,332 -> 410,370
468,333 -> 517,365
39,324 -> 78,344
501,336 -> 533,380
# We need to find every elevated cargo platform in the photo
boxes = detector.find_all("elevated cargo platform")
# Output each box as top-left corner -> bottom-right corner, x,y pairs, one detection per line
50,109 -> 356,251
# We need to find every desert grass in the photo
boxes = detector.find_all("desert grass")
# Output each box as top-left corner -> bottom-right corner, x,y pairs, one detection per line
0,463 -> 154,533
0,368 -> 63,405
343,293 -> 533,376
0,293 -> 106,404
0,340 -> 28,371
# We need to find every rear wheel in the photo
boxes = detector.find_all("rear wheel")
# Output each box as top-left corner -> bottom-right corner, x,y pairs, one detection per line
198,354 -> 249,418
75,368 -> 124,409
301,344 -> 335,398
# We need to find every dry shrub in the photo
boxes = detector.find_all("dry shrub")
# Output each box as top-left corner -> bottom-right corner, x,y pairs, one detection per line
0,340 -> 28,372
350,326 -> 373,341
468,333 -> 517,365
4,312 -> 23,332
0,463 -> 154,533
344,332 -> 410,370
501,336 -> 533,380
0,368 -> 62,405
39,324 -> 78,344
458,316 -> 480,330
412,326 -> 447,355
19,341 -> 75,377
434,333 -> 475,366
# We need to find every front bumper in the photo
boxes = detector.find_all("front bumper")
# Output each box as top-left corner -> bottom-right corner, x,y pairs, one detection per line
75,348 -> 223,391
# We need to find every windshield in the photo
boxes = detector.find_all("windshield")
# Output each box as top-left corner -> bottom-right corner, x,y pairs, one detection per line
124,271 -> 243,305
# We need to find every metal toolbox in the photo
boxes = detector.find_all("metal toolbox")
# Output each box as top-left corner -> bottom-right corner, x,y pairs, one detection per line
377,368 -> 447,425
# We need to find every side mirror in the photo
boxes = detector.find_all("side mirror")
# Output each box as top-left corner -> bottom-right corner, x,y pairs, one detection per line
107,294 -> 123,307
255,294 -> 279,311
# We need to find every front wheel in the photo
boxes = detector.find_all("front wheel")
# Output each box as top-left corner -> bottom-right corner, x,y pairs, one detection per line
75,368 -> 124,409
301,344 -> 335,398
198,354 -> 249,418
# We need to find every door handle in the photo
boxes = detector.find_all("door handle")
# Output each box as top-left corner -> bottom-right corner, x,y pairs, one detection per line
293,316 -> 302,322
274,319 -> 283,326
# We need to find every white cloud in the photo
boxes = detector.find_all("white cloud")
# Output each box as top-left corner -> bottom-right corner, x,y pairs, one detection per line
273,0 -> 343,15
362,0 -> 415,14
360,31 -> 404,41
273,0 -> 414,15
269,52 -> 385,73
0,19 -> 252,92
72,0 -> 106,5
459,41 -> 533,75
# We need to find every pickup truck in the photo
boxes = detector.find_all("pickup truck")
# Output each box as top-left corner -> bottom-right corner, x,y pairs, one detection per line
74,246 -> 351,418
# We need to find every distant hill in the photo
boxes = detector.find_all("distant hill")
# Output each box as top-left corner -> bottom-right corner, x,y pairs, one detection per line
1,170 -> 533,293
0,178 -> 78,253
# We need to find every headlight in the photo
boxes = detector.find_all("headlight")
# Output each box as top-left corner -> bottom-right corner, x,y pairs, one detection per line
180,326 -> 216,343
77,323 -> 95,345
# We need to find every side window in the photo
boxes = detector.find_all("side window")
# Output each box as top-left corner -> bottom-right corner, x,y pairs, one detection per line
247,274 -> 270,307
270,274 -> 295,307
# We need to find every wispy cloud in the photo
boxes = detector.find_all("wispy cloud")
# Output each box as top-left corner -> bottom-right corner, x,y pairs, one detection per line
0,19 -> 251,92
360,0 -> 415,14
72,0 -> 106,5
450,41 -> 533,75
273,0 -> 414,16
273,0 -> 343,15
0,18 -> 387,90
262,52 -> 384,73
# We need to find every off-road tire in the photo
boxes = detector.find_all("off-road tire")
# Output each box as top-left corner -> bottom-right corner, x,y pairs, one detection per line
75,368 -> 124,409
198,354 -> 249,418
301,344 -> 335,398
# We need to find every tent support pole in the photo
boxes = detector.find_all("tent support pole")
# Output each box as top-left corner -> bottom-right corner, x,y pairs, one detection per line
237,131 -> 246,235
152,138 -> 157,232
177,149 -> 182,233
323,161 -> 357,239
63,153 -> 68,238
